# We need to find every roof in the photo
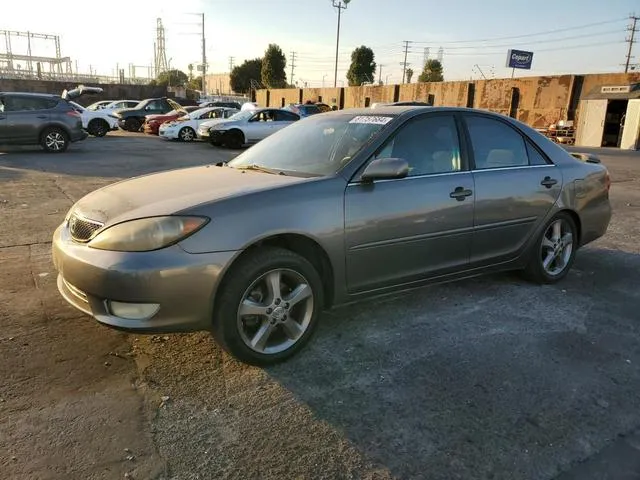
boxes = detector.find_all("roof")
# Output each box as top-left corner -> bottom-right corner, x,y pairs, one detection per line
583,83 -> 640,100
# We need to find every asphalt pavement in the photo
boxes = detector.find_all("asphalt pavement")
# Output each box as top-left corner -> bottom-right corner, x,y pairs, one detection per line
0,132 -> 639,480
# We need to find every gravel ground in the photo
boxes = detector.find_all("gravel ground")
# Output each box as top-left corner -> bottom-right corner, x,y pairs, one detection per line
0,132 -> 639,479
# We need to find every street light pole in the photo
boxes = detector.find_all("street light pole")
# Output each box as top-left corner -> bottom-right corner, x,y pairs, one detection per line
332,0 -> 350,88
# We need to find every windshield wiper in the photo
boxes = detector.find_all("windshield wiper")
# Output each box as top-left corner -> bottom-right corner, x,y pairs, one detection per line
233,164 -> 287,175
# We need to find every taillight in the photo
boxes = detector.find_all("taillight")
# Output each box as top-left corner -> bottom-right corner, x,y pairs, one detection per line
66,110 -> 81,118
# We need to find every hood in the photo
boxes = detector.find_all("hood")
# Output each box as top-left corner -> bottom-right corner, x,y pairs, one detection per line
146,112 -> 182,122
72,165 -> 306,226
199,118 -> 230,129
61,85 -> 103,100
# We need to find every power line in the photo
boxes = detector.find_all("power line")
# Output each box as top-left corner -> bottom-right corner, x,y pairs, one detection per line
624,15 -> 639,73
290,51 -> 297,84
411,17 -> 627,45
435,40 -> 623,57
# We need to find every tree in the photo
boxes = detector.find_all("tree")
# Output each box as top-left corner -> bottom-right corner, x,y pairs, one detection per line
188,75 -> 203,91
230,58 -> 263,93
418,60 -> 444,83
406,68 -> 414,83
261,44 -> 287,88
156,69 -> 188,87
346,46 -> 376,86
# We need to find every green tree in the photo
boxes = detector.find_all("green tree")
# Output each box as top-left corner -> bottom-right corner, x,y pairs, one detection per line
188,75 -> 203,91
346,46 -> 376,86
418,59 -> 444,82
230,58 -> 263,93
261,44 -> 287,88
157,69 -> 189,87
406,68 -> 414,83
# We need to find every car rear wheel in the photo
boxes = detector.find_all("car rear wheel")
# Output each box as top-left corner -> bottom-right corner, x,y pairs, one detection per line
523,212 -> 577,284
179,126 -> 196,142
212,247 -> 324,365
87,119 -> 109,137
224,129 -> 244,149
124,118 -> 142,132
40,128 -> 69,153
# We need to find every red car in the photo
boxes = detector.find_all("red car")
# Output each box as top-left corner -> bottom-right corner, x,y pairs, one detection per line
143,106 -> 200,135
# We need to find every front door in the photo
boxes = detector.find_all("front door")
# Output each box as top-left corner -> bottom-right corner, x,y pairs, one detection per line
245,111 -> 274,142
620,99 -> 640,150
462,113 -> 562,265
344,113 -> 474,293
576,99 -> 607,147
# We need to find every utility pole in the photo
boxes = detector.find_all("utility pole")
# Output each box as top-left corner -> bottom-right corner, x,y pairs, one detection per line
201,13 -> 206,95
401,40 -> 411,84
290,51 -> 297,85
624,14 -> 639,73
332,0 -> 350,87
378,64 -> 383,84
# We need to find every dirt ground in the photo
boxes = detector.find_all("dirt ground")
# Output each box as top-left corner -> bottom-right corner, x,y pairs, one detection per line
1,133 -> 639,480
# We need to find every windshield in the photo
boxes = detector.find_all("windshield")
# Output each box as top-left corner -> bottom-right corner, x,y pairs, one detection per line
86,101 -> 108,111
226,110 -> 254,122
227,113 -> 394,176
188,107 -> 211,119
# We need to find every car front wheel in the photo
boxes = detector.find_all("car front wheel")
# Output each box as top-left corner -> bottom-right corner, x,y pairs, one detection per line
212,247 -> 324,365
523,212 -> 577,284
224,129 -> 244,149
179,126 -> 196,141
124,118 -> 142,132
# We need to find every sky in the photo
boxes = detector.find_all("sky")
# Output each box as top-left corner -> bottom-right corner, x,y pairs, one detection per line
1,0 -> 638,86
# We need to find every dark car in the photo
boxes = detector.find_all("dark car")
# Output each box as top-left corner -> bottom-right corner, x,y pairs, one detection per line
0,92 -> 88,152
110,97 -> 183,132
284,103 -> 322,117
143,106 -> 200,135
200,101 -> 242,110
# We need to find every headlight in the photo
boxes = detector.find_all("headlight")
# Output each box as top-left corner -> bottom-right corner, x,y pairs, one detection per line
88,216 -> 208,252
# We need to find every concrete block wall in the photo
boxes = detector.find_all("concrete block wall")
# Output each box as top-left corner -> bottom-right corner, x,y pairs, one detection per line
0,79 -> 167,106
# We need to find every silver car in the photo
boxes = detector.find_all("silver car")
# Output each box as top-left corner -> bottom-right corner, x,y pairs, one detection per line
52,107 -> 612,365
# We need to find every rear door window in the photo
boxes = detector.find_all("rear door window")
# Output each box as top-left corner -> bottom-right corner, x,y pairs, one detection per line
274,110 -> 300,122
4,96 -> 58,112
465,115 -> 528,169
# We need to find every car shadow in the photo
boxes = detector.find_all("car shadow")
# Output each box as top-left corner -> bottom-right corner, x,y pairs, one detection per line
262,247 -> 640,478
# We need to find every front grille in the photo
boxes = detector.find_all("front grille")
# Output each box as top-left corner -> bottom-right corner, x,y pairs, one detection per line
68,213 -> 103,242
62,278 -> 88,303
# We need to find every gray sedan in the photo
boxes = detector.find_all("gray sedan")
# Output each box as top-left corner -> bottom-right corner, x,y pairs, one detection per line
52,107 -> 612,365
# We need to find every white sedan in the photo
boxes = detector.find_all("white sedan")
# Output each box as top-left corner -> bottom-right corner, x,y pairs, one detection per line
69,101 -> 118,137
159,107 -> 238,141
206,108 -> 300,148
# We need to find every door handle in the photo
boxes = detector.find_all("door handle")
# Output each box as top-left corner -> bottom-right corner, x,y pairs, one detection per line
540,176 -> 558,188
449,186 -> 473,201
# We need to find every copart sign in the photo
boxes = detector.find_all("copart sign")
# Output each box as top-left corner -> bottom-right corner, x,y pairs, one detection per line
506,49 -> 534,69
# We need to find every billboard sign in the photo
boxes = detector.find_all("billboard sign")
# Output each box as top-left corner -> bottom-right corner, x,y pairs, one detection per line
506,49 -> 533,69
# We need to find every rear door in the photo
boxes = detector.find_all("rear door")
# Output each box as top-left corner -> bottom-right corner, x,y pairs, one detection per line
4,95 -> 57,142
576,99 -> 607,147
462,113 -> 562,265
273,110 -> 300,133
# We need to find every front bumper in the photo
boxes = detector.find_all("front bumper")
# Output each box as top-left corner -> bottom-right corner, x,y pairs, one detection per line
197,128 -> 210,140
143,122 -> 160,135
52,223 -> 237,333
159,128 -> 179,140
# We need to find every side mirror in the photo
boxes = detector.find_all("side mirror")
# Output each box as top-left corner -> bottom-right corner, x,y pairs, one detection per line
360,158 -> 409,182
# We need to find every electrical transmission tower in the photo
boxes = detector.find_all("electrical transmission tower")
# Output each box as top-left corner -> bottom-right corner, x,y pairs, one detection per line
290,51 -> 297,85
229,56 -> 235,72
624,14 -> 639,73
154,18 -> 169,77
437,46 -> 444,64
422,47 -> 430,68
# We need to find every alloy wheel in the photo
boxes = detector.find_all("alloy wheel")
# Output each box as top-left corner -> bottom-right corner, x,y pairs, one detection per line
180,128 -> 195,141
540,218 -> 573,276
236,269 -> 314,355
45,132 -> 66,151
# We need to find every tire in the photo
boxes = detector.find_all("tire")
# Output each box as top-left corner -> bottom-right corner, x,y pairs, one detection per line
210,140 -> 222,147
224,129 -> 244,149
87,119 -> 109,137
522,212 -> 577,284
212,247 -> 324,366
178,126 -> 196,142
124,118 -> 142,132
40,127 -> 69,153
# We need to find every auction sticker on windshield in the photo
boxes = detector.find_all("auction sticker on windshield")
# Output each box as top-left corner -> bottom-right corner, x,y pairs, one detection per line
349,115 -> 393,125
